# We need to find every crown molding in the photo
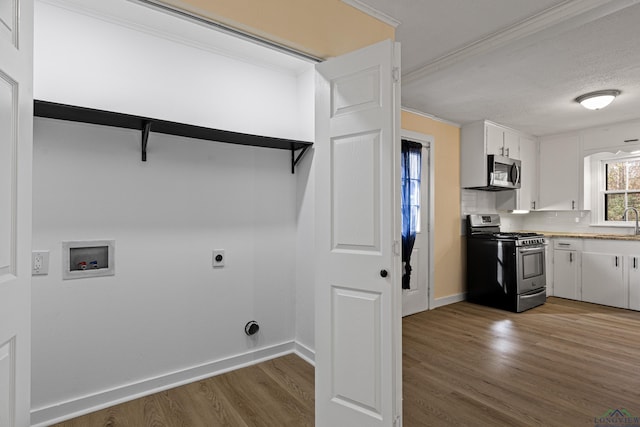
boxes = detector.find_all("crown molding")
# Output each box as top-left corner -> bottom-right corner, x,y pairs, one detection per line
341,0 -> 400,28
403,0 -> 640,84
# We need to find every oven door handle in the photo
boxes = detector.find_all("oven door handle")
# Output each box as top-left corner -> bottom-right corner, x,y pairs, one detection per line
518,246 -> 546,253
520,288 -> 546,299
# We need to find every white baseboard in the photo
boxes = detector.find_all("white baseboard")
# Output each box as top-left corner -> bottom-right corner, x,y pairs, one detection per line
31,340 -> 300,427
432,292 -> 466,308
294,341 -> 315,366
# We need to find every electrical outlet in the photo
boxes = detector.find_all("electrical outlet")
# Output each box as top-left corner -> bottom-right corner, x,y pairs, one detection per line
213,249 -> 225,268
32,250 -> 50,275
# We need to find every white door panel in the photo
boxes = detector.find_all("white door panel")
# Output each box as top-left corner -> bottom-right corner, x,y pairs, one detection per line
332,287 -> 381,414
315,39 -> 401,427
0,0 -> 33,425
0,74 -> 14,274
332,132 -> 380,251
0,0 -> 17,45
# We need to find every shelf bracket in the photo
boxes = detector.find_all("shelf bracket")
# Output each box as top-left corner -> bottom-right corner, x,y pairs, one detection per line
141,121 -> 151,162
291,145 -> 311,174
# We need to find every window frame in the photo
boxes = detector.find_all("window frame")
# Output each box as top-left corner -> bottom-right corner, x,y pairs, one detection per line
599,154 -> 640,223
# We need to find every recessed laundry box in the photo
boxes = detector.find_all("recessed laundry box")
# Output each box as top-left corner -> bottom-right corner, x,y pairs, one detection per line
62,240 -> 115,279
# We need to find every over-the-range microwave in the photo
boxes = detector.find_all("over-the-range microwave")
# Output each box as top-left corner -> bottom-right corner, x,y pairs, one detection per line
467,155 -> 521,191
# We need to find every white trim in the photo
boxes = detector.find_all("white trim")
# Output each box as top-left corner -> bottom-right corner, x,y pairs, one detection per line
592,152 -> 640,225
294,341 -> 316,366
30,340 -> 298,427
401,107 -> 461,128
432,292 -> 466,309
403,0 -> 639,84
340,0 -> 400,28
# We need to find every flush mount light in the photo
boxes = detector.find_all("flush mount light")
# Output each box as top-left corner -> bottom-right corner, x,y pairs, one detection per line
575,90 -> 620,110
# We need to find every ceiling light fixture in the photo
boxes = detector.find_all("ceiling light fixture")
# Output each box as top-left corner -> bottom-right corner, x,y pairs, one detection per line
575,90 -> 620,110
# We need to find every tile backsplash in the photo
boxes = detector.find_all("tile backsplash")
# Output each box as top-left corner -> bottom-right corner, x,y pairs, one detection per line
460,189 -> 637,235
461,189 -> 525,234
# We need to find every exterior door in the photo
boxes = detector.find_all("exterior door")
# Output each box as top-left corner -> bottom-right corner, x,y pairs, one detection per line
401,132 -> 432,317
0,0 -> 34,426
315,39 -> 402,426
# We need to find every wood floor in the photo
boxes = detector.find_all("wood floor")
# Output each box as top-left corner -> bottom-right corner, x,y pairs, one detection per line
50,354 -> 314,427
52,297 -> 640,426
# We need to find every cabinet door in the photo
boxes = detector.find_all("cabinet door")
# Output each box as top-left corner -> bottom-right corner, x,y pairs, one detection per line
581,252 -> 626,308
503,129 -> 520,159
553,250 -> 579,299
538,134 -> 580,210
495,134 -> 537,211
486,123 -> 504,156
629,255 -> 640,310
519,135 -> 537,210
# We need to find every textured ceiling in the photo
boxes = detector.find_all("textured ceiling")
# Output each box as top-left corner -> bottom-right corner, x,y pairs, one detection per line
354,0 -> 640,136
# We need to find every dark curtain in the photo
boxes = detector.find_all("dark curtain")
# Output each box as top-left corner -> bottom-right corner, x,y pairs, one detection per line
401,140 -> 422,289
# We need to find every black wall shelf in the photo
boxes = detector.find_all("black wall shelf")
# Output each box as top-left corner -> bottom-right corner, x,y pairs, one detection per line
34,100 -> 312,173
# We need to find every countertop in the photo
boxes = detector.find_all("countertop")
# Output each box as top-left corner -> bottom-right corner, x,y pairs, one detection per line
529,231 -> 640,241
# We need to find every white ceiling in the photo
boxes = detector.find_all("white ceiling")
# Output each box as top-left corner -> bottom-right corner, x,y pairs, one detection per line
351,0 -> 640,136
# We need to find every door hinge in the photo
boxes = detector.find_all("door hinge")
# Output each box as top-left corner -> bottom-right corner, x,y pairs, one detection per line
394,415 -> 402,427
392,67 -> 400,83
393,240 -> 401,256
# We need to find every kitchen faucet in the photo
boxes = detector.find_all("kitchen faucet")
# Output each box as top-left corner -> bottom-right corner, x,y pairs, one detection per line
623,207 -> 640,235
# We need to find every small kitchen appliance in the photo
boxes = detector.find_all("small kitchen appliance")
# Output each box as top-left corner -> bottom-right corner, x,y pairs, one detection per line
466,214 -> 546,312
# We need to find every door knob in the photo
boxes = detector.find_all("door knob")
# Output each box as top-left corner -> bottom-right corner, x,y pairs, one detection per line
380,269 -> 388,278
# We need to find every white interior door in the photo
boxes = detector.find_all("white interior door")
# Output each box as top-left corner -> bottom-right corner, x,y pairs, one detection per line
401,131 -> 433,317
0,1 -> 34,426
315,39 -> 402,427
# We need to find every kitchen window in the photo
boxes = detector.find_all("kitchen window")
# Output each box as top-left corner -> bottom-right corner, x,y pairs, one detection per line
602,156 -> 640,221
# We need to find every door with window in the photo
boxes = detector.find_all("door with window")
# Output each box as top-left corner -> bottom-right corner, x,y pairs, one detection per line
401,132 -> 432,317
0,0 -> 34,426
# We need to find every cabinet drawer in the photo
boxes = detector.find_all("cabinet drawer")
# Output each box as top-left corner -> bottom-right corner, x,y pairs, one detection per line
553,240 -> 582,250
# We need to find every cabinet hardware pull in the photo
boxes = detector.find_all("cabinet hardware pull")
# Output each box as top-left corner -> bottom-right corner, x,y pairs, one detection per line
506,147 -> 510,157
569,253 -> 573,262
572,200 -> 575,210
532,201 -> 536,210
634,257 -> 637,269
624,139 -> 639,143
615,256 -> 619,267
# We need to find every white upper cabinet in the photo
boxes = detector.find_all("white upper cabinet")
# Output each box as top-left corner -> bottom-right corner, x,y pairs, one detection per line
486,122 -> 520,159
496,135 -> 538,211
519,136 -> 538,210
461,120 -> 529,189
538,133 -> 581,211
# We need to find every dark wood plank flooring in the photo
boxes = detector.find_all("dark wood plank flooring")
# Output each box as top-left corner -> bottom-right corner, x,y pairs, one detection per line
403,297 -> 640,426
52,297 -> 640,426
50,354 -> 314,427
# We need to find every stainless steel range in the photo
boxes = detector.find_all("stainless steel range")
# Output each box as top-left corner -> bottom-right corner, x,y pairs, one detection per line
466,214 -> 546,312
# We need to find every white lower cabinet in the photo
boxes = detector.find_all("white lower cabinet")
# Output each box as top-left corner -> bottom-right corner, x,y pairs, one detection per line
550,238 -> 640,310
552,240 -> 582,300
581,251 -> 626,308
553,250 -> 580,299
629,255 -> 640,310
